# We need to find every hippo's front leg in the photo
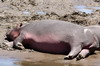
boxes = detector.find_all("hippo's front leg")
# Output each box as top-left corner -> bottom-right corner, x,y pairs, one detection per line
64,42 -> 82,59
13,34 -> 25,50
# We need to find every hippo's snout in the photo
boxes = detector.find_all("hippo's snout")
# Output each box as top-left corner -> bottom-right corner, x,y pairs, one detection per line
5,34 -> 14,41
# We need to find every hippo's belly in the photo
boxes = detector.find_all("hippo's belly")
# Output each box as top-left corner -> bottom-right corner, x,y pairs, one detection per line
23,33 -> 70,54
23,39 -> 70,54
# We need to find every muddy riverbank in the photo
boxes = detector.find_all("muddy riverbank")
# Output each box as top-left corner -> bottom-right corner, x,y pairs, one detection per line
0,0 -> 100,66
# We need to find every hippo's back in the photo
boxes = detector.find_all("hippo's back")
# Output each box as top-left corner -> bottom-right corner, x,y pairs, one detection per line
21,20 -> 84,34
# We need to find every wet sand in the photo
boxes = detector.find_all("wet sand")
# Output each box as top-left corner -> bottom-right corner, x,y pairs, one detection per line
0,0 -> 100,66
1,49 -> 100,66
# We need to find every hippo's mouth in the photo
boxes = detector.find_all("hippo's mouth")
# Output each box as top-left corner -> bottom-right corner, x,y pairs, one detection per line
5,35 -> 14,42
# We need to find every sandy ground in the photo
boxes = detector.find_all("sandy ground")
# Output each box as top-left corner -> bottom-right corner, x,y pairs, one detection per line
0,0 -> 100,66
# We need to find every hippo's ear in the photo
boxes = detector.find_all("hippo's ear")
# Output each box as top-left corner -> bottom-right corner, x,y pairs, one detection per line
16,23 -> 23,29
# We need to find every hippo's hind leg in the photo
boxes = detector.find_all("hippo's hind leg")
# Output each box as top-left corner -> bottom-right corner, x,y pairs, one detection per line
76,49 -> 90,60
64,41 -> 82,60
76,47 -> 96,60
76,35 -> 99,60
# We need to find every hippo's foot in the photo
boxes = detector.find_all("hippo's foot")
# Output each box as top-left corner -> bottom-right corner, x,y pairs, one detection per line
14,42 -> 25,50
76,49 -> 90,61
64,55 -> 74,60
76,54 -> 84,61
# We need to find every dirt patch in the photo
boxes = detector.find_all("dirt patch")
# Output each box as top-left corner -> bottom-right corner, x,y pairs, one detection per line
59,11 -> 100,26
94,0 -> 100,2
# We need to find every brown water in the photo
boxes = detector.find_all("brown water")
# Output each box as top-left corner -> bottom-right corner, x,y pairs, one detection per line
1,56 -> 100,66
0,58 -> 83,66
17,61 -> 83,66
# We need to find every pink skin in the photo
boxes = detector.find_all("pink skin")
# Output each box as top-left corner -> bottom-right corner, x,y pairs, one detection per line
6,23 -> 22,41
10,31 -> 19,40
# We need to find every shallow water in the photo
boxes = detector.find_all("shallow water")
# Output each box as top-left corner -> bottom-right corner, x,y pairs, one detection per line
92,7 -> 100,9
74,5 -> 100,14
1,57 -> 100,66
36,11 -> 47,15
0,58 -> 20,66
22,10 -> 31,15
0,58 -> 83,66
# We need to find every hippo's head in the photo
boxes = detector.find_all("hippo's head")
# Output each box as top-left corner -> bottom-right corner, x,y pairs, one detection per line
6,23 -> 23,41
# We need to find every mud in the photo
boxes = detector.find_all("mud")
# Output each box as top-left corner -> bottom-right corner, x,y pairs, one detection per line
0,0 -> 100,66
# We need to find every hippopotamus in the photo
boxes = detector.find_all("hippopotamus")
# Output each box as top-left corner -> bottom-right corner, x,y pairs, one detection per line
86,25 -> 100,47
6,20 -> 99,60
